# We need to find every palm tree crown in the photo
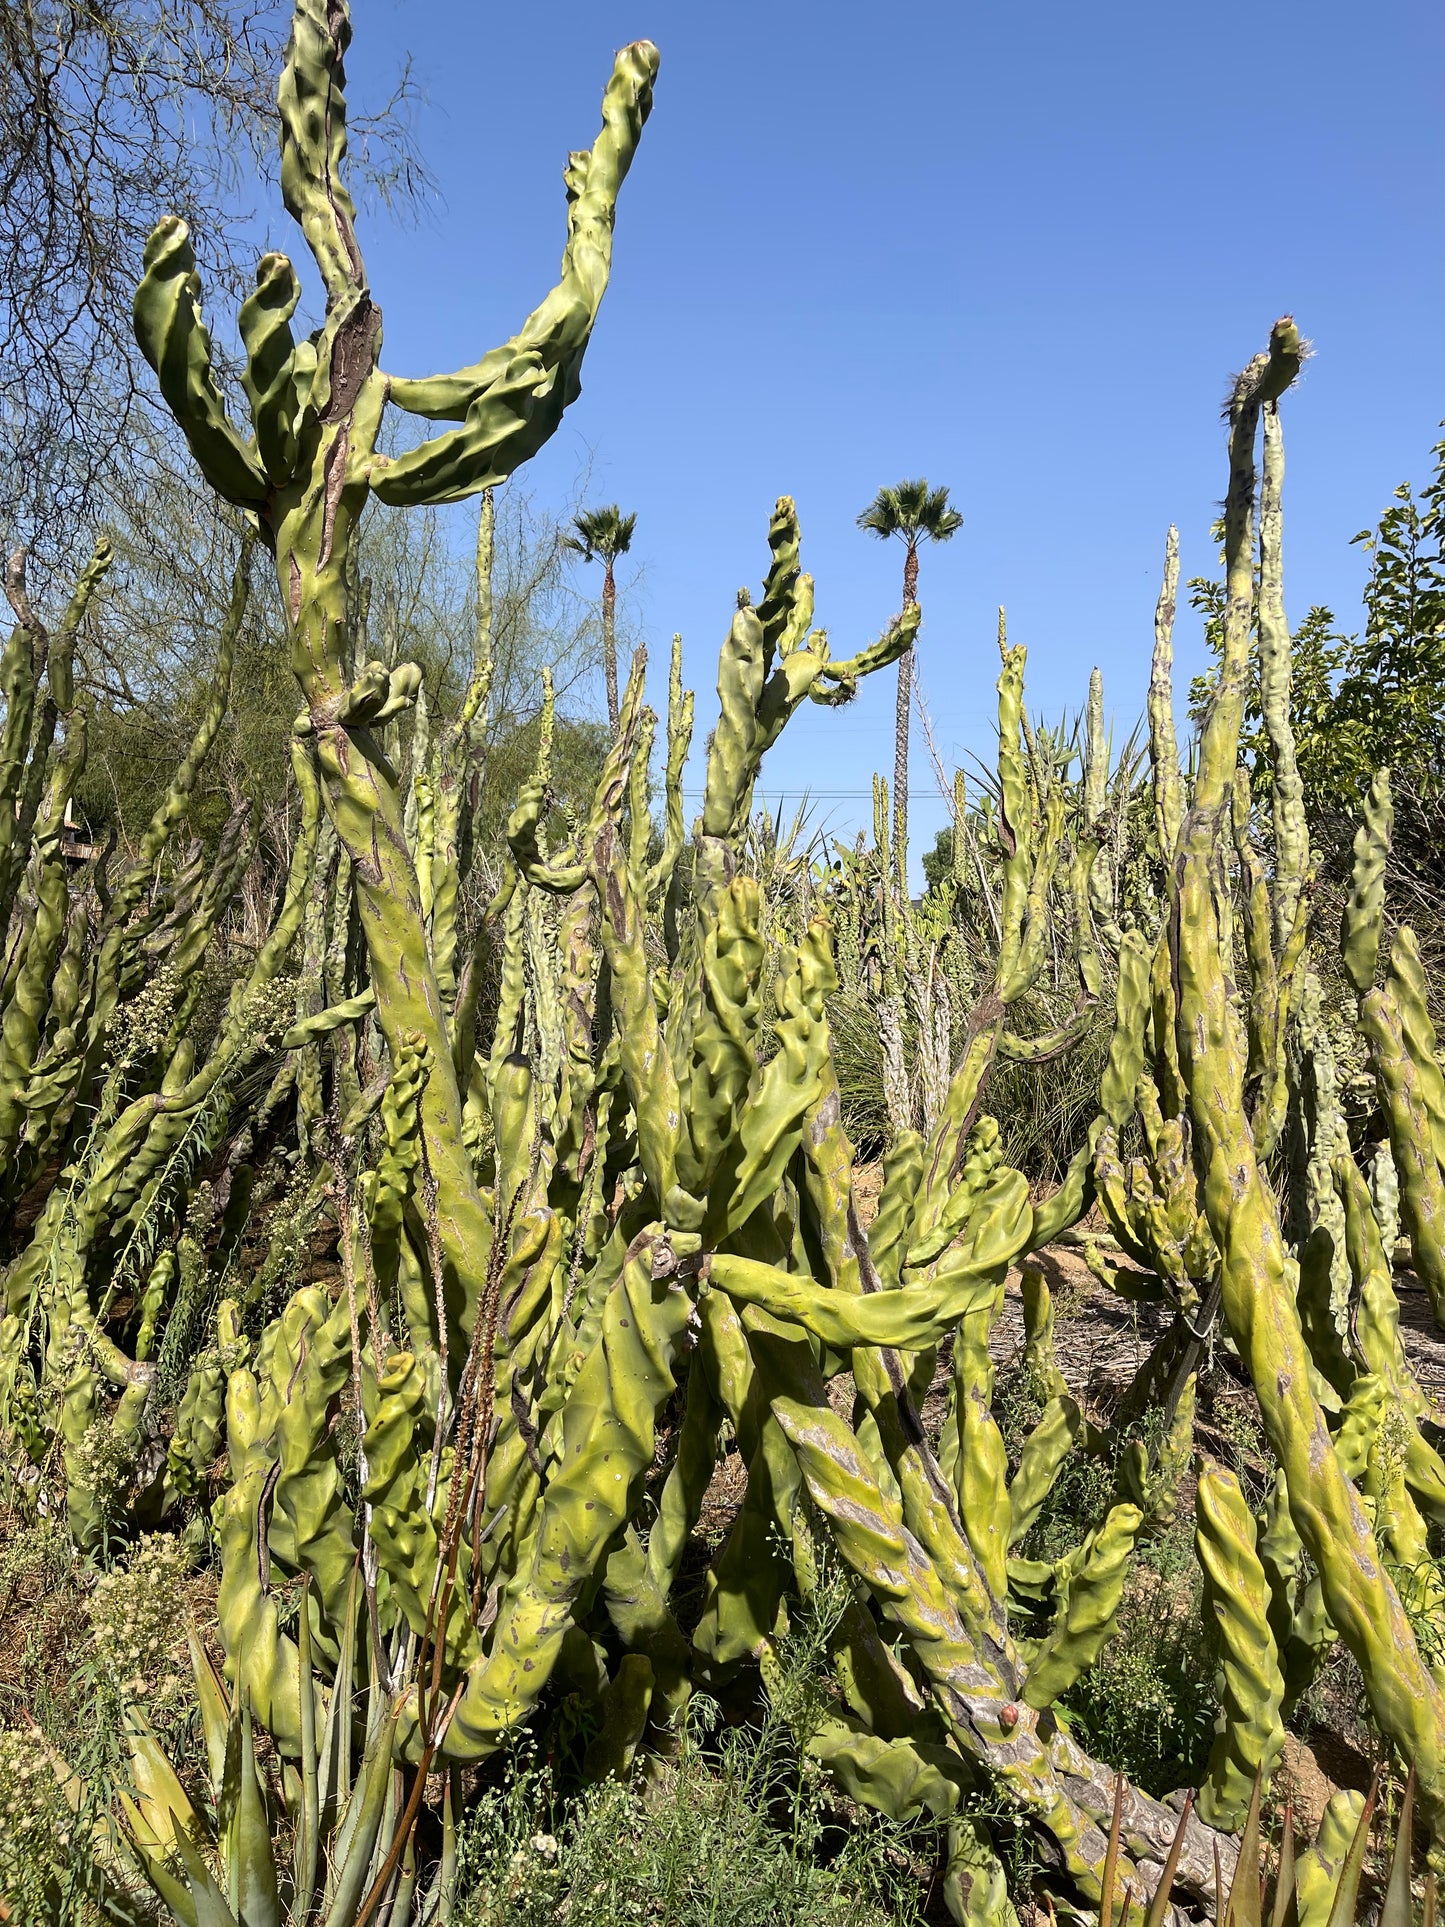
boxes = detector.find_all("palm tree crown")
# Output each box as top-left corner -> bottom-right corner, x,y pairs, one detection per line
566,504 -> 637,565
857,479 -> 962,603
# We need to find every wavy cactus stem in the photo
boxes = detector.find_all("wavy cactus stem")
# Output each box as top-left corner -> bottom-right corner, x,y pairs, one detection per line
100,15 -> 1445,1906
133,0 -> 658,1362
1166,318 -> 1445,1836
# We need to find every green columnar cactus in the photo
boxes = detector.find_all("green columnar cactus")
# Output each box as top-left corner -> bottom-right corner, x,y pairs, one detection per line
1169,318 -> 1445,1833
1020,1502 -> 1142,1709
1257,401 -> 1309,955
1358,920 -> 1445,1322
1020,1266 -> 1069,1401
134,0 -> 659,1367
1194,1457 -> 1287,1827
0,541 -> 111,928
2,737 -> 329,1543
939,1277 -> 1011,1599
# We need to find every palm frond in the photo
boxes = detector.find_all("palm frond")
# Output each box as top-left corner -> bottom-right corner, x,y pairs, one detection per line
568,504 -> 637,562
856,478 -> 963,542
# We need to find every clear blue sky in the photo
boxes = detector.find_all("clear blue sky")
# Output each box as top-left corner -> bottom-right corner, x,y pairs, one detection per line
334,0 -> 1444,874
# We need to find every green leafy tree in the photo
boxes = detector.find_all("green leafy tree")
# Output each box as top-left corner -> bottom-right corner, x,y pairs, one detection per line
0,0 -> 428,557
856,478 -> 962,862
566,503 -> 636,731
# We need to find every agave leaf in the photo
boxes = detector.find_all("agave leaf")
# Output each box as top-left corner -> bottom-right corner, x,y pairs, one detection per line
235,1710 -> 280,1927
320,1565 -> 363,1838
1226,1768 -> 1265,1927
1142,1792 -> 1193,1927
294,1578 -> 322,1918
1273,1802 -> 1298,1927
189,1627 -> 232,1795
1379,1771 -> 1415,1927
321,1697 -> 402,1927
1324,1777 -> 1379,1927
117,1791 -> 205,1927
124,1722 -> 208,1856
119,1787 -> 239,1927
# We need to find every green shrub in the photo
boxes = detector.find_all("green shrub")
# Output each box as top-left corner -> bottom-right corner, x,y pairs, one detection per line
456,1703 -> 928,1927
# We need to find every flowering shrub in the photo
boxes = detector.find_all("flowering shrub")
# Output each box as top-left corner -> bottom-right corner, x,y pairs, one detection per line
86,1533 -> 191,1706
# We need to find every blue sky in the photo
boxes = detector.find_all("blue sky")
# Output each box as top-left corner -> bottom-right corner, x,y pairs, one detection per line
332,0 -> 1444,874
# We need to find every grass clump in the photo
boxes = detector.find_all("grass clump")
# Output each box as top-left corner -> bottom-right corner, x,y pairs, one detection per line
456,1708 -> 927,1927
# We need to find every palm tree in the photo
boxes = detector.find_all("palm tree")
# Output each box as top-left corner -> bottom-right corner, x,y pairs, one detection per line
857,480 -> 962,862
567,504 -> 637,732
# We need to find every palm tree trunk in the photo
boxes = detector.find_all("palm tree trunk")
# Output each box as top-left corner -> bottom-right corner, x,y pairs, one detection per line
603,559 -> 619,732
893,540 -> 919,887
892,647 -> 911,878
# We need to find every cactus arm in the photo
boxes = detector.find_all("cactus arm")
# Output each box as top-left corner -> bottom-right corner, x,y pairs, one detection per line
1021,1503 -> 1141,1708
688,1291 -> 802,1668
0,715 -> 87,1152
1232,767 -> 1278,1081
1190,317 -> 1303,827
805,604 -> 918,705
0,575 -> 42,920
805,1714 -> 974,1822
1025,1128 -> 1100,1253
1342,771 -> 1391,996
1258,402 -> 1309,953
238,252 -> 304,483
705,1176 -> 1029,1352
771,1394 -> 1223,1905
374,44 -> 658,506
0,539 -> 110,929
996,1005 -> 1097,1064
645,635 -> 694,905
443,1230 -> 694,1757
109,536 -> 250,935
1336,1151 -> 1445,1529
705,923 -> 834,1243
274,0 -> 379,428
1294,1794 -> 1369,1927
132,218 -> 269,506
1194,1458 -> 1286,1828
597,1528 -> 692,1721
1388,928 -> 1445,1169
1008,1396 -> 1085,1547
1360,963 -> 1445,1322
646,1355 -> 721,1597
948,1280 -> 1011,1599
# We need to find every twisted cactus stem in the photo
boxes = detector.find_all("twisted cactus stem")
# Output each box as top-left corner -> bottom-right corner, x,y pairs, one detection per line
1360,923 -> 1445,1323
1342,769 -> 1391,998
773,1387 -> 1225,1907
1258,401 -> 1308,955
0,541 -> 111,930
1173,317 -> 1445,1839
1147,527 -> 1183,865
1194,1457 -> 1286,1827
0,714 -> 88,1157
133,0 -> 659,1350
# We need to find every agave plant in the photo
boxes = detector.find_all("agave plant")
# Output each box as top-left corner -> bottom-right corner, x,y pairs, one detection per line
117,1577 -> 456,1927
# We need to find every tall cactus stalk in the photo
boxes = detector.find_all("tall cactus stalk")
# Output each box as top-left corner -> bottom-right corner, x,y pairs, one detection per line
133,1 -> 657,1359
1167,320 -> 1445,1834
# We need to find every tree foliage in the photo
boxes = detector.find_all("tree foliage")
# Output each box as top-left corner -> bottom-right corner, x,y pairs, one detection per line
0,0 -> 428,555
1188,428 -> 1445,823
